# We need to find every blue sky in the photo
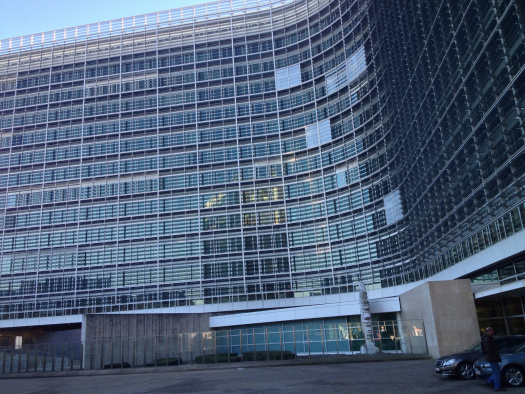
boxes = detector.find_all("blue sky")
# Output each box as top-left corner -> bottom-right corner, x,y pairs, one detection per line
0,0 -> 208,40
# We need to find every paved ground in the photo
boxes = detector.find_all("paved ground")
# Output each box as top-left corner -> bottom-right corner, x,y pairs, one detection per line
0,358 -> 507,394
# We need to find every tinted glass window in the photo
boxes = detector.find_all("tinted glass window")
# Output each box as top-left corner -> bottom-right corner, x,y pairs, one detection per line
496,337 -> 525,353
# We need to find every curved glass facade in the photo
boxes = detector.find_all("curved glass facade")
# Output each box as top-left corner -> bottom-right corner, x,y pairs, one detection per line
0,0 -> 524,320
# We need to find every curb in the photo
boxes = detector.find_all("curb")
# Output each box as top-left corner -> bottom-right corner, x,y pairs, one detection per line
0,354 -> 431,379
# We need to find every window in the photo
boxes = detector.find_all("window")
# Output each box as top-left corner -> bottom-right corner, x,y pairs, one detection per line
306,119 -> 332,148
275,64 -> 302,90
384,190 -> 403,225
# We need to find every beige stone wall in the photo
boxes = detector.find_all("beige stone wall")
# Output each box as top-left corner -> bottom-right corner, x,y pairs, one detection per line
399,280 -> 479,358
82,313 -> 212,341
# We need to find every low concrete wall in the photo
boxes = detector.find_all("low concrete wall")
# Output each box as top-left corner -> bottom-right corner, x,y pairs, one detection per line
82,313 -> 212,342
399,280 -> 479,359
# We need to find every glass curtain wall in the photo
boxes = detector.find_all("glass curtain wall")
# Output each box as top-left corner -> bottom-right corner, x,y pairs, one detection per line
0,0 -> 524,319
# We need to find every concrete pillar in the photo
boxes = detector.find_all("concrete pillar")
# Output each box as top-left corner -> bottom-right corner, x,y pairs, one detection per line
359,282 -> 379,354
398,279 -> 479,358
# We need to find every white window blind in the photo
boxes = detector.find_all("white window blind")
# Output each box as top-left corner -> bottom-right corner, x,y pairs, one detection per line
275,63 -> 302,90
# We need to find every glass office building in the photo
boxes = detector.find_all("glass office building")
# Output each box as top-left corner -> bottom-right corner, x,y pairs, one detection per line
0,0 -> 524,333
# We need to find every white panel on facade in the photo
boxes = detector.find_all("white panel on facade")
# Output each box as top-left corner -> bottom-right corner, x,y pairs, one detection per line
325,47 -> 366,94
336,167 -> 347,187
347,46 -> 367,84
305,119 -> 331,148
325,63 -> 347,94
274,63 -> 302,90
274,67 -> 289,90
288,63 -> 302,86
305,123 -> 319,147
384,189 -> 403,225
318,118 -> 332,144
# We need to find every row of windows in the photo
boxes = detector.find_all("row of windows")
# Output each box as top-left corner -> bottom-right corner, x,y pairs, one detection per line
1,98 -> 364,153
4,195 -> 383,248
0,121 -> 277,149
2,202 -> 356,232
2,30 -> 366,123
0,246 -> 286,277
0,173 -> 278,208
0,225 -> 387,284
472,257 -> 525,287
2,81 -> 369,166
1,208 -> 391,259
329,210 -> 386,241
381,203 -> 525,287
1,148 -> 281,187
1,0 -> 361,95
1,263 -> 354,296
2,179 -> 388,232
5,110 -> 365,162
1,226 -> 291,256
2,190 -> 397,254
0,187 -> 283,229
3,46 -> 311,106
3,119 -> 371,189
4,148 -> 285,175
1,15 -> 333,94
2,155 -> 381,212
0,47 -> 269,93
2,282 -> 390,318
3,133 -> 283,169
8,97 -> 282,129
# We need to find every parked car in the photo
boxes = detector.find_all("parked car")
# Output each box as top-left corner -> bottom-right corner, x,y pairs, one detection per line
435,336 -> 525,380
474,342 -> 525,387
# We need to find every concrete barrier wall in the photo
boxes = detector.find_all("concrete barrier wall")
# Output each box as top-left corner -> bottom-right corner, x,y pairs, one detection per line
0,318 -> 427,373
82,313 -> 212,342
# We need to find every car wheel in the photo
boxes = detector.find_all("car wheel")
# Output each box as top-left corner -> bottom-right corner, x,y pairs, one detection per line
502,365 -> 524,387
457,362 -> 475,380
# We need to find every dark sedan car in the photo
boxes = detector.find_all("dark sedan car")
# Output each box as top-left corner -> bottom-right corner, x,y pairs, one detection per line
474,343 -> 525,387
435,336 -> 525,380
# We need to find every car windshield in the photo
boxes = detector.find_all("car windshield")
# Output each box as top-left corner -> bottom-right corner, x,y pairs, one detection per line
466,340 -> 482,352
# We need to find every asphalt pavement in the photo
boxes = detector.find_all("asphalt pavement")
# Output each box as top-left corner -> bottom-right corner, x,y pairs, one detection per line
0,357 -> 505,394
